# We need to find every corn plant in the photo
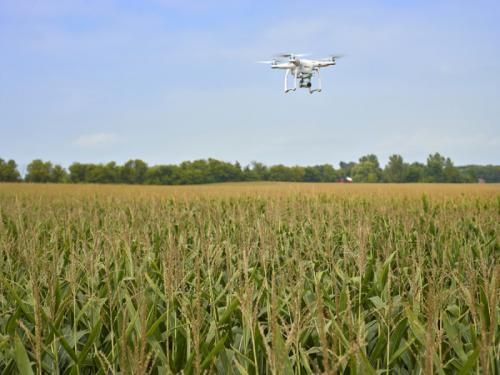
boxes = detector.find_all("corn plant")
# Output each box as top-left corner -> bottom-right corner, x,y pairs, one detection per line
0,183 -> 498,374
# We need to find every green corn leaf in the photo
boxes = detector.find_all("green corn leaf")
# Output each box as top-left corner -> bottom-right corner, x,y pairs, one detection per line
443,313 -> 467,363
389,338 -> 415,365
14,335 -> 34,375
218,297 -> 239,325
145,272 -> 167,301
479,286 -> 490,331
201,334 -> 228,371
41,309 -> 79,363
369,296 -> 387,310
457,347 -> 479,375
389,317 -> 409,359
378,251 -> 396,292
146,310 -> 169,338
404,307 -> 425,345
4,282 -> 35,324
77,320 -> 102,364
358,350 -> 377,375
170,329 -> 187,373
369,327 -> 387,363
6,306 -> 22,335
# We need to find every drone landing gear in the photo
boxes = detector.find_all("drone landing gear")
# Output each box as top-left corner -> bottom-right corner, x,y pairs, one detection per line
309,69 -> 322,94
284,69 -> 297,93
284,69 -> 323,94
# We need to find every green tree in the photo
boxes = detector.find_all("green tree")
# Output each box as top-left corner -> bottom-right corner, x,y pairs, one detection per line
249,161 -> 268,181
51,164 -> 68,183
457,165 -> 500,183
268,165 -> 296,181
384,154 -> 408,182
359,154 -> 380,167
104,162 -> 121,183
122,159 -> 148,184
0,158 -> 21,181
145,165 -> 177,184
339,161 -> 356,179
208,159 -> 243,182
424,153 -> 446,182
290,166 -> 305,181
69,163 -> 88,183
87,162 -> 121,183
318,164 -> 339,182
304,166 -> 321,182
303,165 -> 338,182
351,154 -> 382,182
25,159 -> 53,183
407,162 -> 425,182
443,158 -> 461,182
177,160 -> 211,184
13,156 -> 495,185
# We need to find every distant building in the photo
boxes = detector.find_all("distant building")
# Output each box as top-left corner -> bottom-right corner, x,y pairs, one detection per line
339,176 -> 353,183
478,178 -> 486,184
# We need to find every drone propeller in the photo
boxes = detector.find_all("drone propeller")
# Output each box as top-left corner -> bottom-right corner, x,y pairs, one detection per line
257,60 -> 277,64
275,53 -> 309,59
321,54 -> 344,61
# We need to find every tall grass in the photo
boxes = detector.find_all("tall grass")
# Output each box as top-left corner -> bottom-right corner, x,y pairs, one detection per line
0,183 -> 498,374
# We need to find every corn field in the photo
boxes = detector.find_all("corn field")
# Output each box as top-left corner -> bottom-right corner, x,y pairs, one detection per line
0,183 -> 499,374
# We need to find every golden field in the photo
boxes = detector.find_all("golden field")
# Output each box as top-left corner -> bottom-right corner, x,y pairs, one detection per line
0,183 -> 498,374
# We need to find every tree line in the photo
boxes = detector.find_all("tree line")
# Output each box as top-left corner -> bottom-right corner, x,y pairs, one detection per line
1,153 -> 499,184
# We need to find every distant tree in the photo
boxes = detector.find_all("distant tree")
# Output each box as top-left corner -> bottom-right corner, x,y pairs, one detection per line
234,162 -> 244,181
25,159 -> 53,183
303,165 -> 338,182
384,154 -> 409,182
457,167 -> 477,183
69,163 -> 88,183
424,153 -> 447,182
443,158 -> 461,182
122,159 -> 148,184
12,156 -> 498,185
51,164 -> 68,183
144,166 -> 159,184
457,165 -> 500,183
85,164 -> 110,183
268,165 -> 296,181
25,160 -> 67,183
208,159 -> 243,183
359,154 -> 380,167
286,166 -> 303,182
352,154 -> 382,182
104,162 -> 121,183
339,161 -> 356,179
0,158 -> 21,182
304,166 -> 321,182
352,163 -> 378,182
176,160 -> 210,184
242,165 -> 255,181
318,164 -> 339,182
407,162 -> 425,182
144,165 -> 173,184
249,161 -> 268,181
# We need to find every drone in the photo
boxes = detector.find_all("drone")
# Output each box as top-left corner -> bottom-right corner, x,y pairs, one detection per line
258,53 -> 342,94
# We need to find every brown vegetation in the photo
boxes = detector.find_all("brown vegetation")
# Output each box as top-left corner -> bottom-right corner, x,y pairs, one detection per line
0,183 -> 498,374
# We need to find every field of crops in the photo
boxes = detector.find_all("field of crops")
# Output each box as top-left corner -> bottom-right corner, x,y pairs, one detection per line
0,183 -> 498,374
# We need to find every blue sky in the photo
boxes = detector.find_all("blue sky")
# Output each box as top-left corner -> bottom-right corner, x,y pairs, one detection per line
1,0 -> 499,170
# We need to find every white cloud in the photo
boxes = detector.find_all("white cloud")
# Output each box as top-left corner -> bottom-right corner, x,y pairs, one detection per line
74,133 -> 122,149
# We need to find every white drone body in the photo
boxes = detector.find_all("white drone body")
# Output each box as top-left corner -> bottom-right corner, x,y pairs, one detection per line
259,53 -> 341,94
